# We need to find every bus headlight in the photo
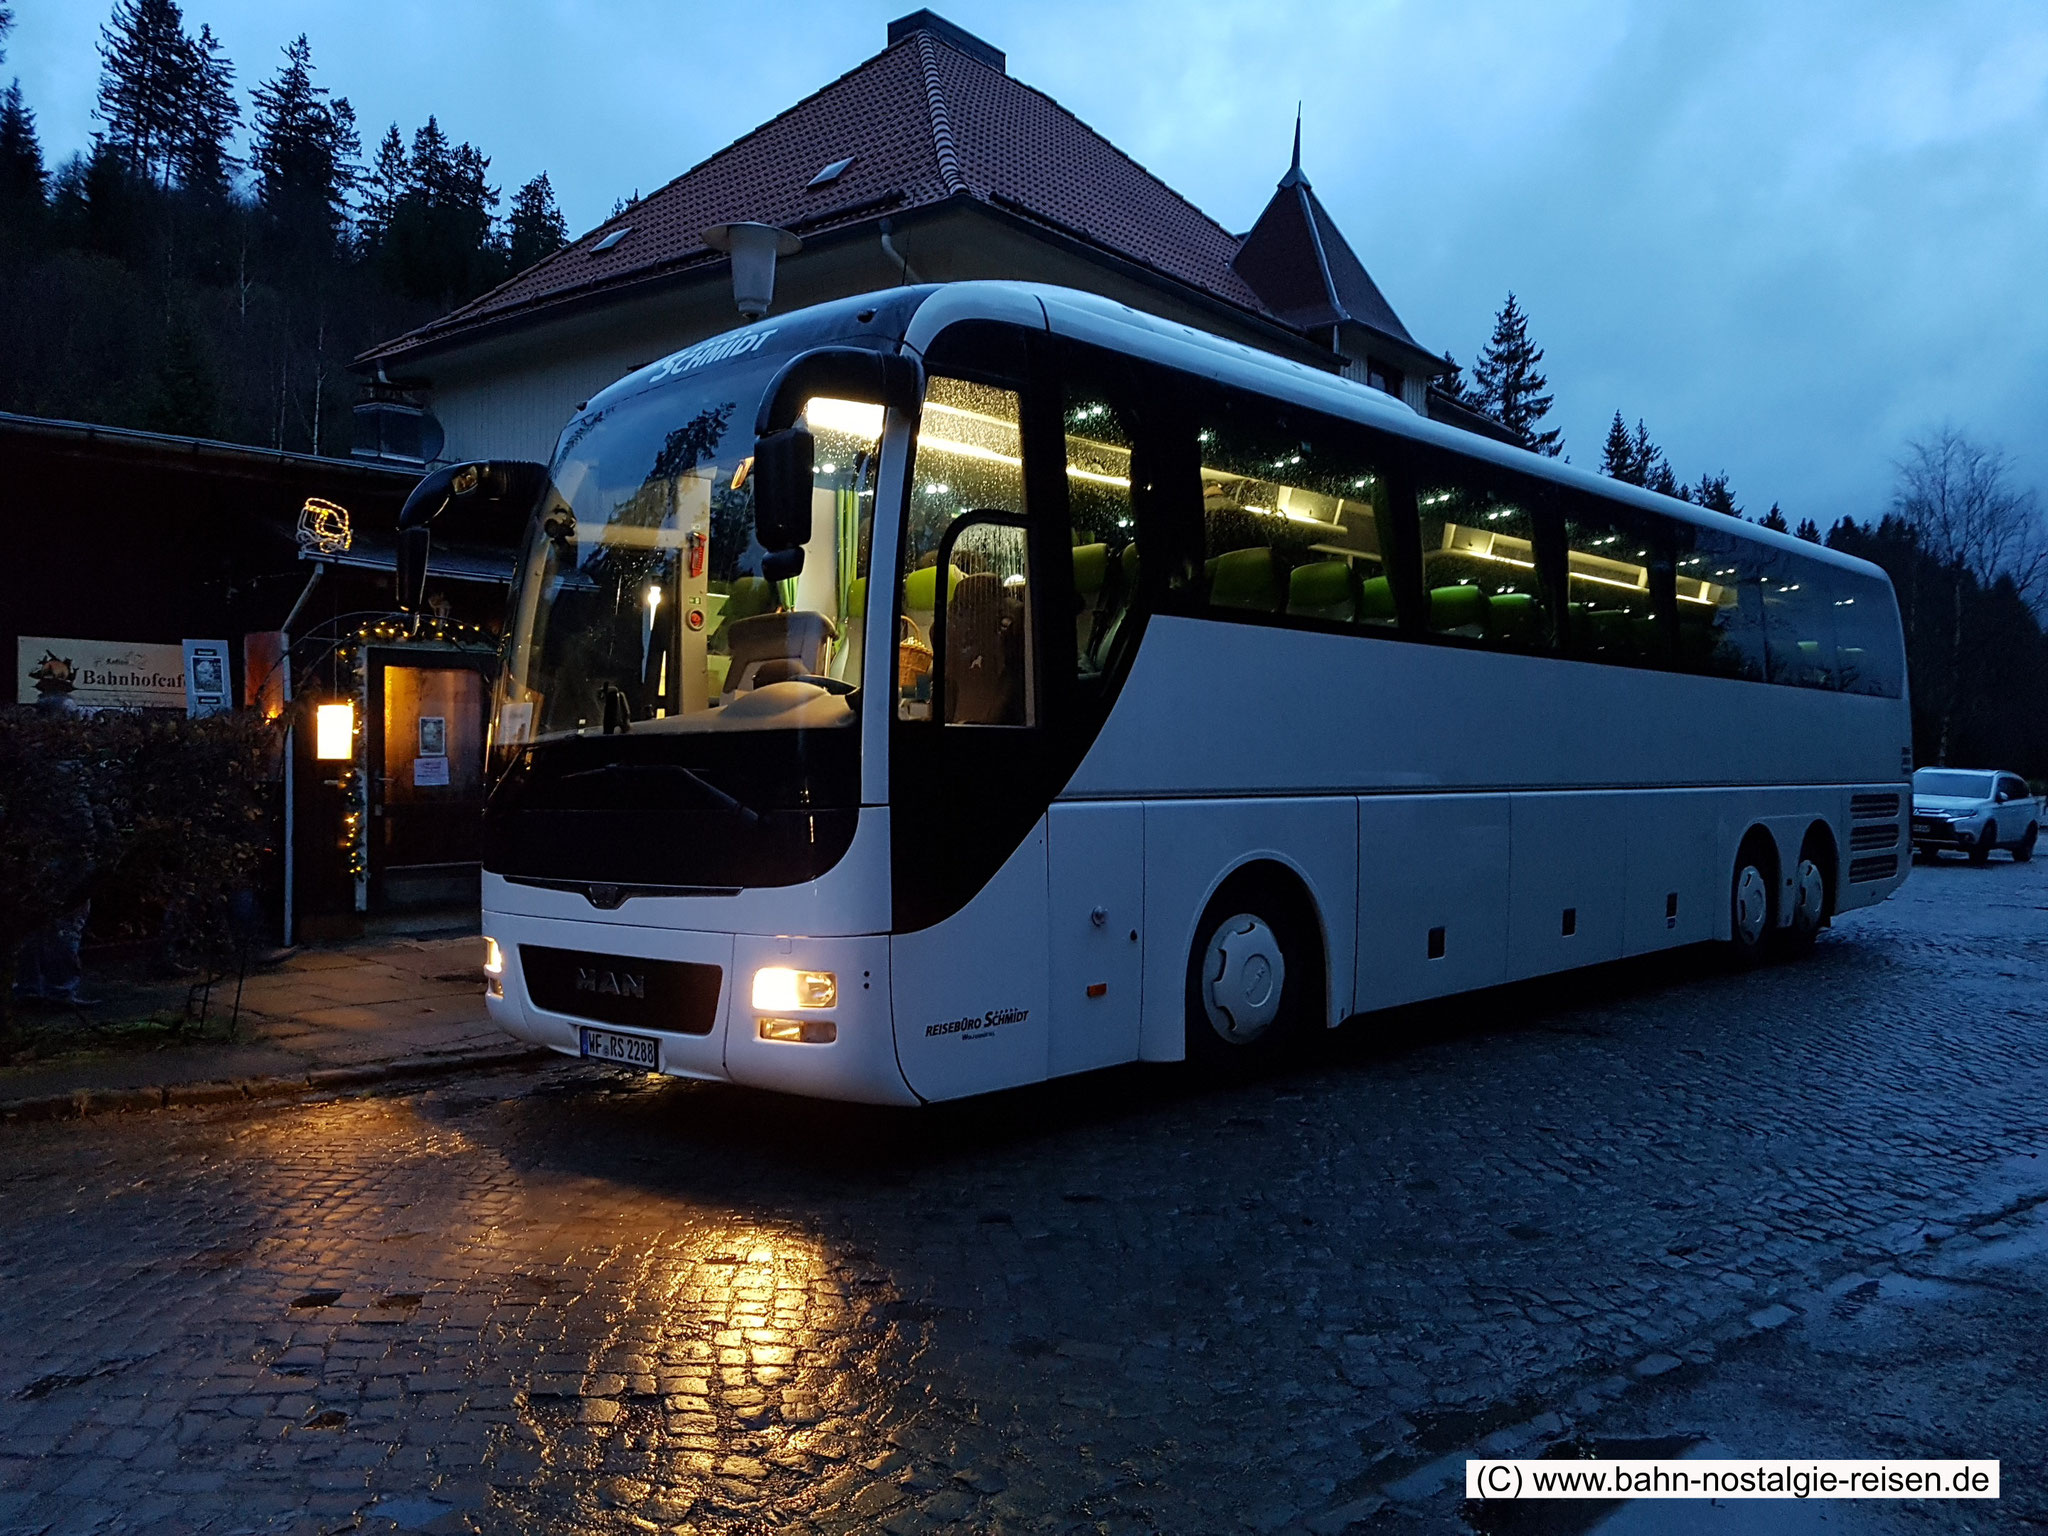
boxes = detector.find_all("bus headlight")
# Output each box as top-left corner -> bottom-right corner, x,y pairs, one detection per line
752,967 -> 837,1010
483,937 -> 504,976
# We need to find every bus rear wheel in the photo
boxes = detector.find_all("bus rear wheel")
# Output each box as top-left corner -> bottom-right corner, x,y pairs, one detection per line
1728,846 -> 1775,969
1185,875 -> 1316,1072
1776,840 -> 1831,958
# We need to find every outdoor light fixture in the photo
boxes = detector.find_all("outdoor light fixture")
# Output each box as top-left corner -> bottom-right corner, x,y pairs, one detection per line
702,222 -> 802,320
314,701 -> 355,760
751,967 -> 837,1010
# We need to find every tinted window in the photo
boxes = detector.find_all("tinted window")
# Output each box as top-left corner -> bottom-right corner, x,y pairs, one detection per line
1417,474 -> 1554,652
1679,526 -> 1768,682
1826,568 -> 1904,698
1175,390 -> 1397,629
1759,550 -> 1836,689
1062,381 -> 1139,681
1564,498 -> 1670,667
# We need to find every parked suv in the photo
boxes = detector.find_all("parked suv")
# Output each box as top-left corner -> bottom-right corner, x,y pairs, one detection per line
1911,768 -> 2039,863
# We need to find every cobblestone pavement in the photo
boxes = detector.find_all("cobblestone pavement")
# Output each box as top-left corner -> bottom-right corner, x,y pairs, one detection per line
0,853 -> 2043,1535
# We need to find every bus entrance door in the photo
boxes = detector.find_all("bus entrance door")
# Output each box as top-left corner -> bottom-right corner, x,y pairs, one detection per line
1046,802 -> 1144,1077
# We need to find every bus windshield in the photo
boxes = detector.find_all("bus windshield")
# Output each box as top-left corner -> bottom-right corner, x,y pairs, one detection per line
494,361 -> 883,754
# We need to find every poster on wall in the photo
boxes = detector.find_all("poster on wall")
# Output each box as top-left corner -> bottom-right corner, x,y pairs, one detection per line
16,636 -> 185,709
184,639 -> 233,717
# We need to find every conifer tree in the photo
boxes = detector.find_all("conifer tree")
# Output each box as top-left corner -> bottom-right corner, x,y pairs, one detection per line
249,34 -> 358,259
1795,517 -> 1821,543
1471,292 -> 1561,456
1694,472 -> 1740,517
1601,411 -> 1639,483
0,78 -> 42,215
507,171 -> 566,272
0,5 -> 12,64
96,0 -> 190,187
1645,459 -> 1681,498
1757,501 -> 1788,532
1433,352 -> 1471,407
355,123 -> 408,249
171,22 -> 237,198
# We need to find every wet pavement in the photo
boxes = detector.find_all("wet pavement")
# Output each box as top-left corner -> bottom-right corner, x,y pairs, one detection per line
0,850 -> 2042,1534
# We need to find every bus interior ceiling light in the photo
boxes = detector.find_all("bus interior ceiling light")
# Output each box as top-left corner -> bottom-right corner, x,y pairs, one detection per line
702,222 -> 802,321
752,967 -> 837,1010
314,702 -> 355,760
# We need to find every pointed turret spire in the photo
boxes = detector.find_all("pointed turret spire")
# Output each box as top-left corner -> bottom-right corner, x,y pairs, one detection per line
1280,105 -> 1307,189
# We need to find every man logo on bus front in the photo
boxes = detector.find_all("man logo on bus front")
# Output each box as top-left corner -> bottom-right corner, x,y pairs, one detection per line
576,967 -> 645,1000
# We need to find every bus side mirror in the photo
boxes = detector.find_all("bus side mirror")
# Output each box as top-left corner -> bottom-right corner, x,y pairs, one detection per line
752,426 -> 814,551
397,524 -> 430,613
394,460 -> 548,613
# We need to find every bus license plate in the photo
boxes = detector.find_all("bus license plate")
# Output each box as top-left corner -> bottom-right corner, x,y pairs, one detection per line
580,1026 -> 660,1070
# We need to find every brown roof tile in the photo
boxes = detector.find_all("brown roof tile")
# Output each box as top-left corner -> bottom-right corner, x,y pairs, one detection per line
356,25 -> 1279,367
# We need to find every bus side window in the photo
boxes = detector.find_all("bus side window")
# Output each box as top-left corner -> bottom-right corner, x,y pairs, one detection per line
1761,552 -> 1836,689
1179,390 -> 1397,628
1681,527 -> 1767,682
902,376 -> 1033,725
1416,478 -> 1553,651
1562,499 -> 1668,667
1062,384 -> 1139,681
1828,570 -> 1902,698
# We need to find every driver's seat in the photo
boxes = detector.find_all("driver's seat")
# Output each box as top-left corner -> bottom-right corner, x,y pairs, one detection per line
722,612 -> 836,696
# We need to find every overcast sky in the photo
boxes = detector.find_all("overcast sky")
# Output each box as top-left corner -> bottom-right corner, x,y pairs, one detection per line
8,0 -> 2046,526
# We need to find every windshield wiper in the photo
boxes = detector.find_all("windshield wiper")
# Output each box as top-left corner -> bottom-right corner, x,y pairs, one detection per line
558,762 -> 762,824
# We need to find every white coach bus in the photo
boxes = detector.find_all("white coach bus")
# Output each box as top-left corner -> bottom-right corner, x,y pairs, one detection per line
396,282 -> 1911,1106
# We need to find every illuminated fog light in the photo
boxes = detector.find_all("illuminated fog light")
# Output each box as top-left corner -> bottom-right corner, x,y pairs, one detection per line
758,1016 -> 837,1044
751,967 -> 837,1010
483,937 -> 504,976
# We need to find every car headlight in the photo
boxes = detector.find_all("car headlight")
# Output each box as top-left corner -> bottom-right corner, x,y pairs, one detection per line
751,967 -> 837,1010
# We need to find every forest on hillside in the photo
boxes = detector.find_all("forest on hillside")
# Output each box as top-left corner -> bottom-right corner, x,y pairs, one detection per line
0,0 -> 578,455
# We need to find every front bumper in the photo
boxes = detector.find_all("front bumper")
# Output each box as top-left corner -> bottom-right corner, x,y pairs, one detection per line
1911,817 -> 1983,848
481,909 -> 916,1106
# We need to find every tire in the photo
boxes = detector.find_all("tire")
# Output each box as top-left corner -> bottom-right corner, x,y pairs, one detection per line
1777,839 -> 1831,957
2014,824 -> 2038,864
1968,840 -> 1991,864
1185,874 -> 1318,1073
1728,844 -> 1775,969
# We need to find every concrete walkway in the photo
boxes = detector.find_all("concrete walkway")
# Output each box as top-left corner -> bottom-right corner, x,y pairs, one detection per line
1,931 -> 536,1116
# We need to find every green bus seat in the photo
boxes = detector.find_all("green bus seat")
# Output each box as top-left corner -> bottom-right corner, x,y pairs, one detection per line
1485,591 -> 1542,645
1209,547 -> 1283,613
1429,584 -> 1486,633
1287,560 -> 1356,622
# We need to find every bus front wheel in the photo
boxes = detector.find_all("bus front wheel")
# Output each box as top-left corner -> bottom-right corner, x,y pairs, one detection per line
1185,876 -> 1316,1071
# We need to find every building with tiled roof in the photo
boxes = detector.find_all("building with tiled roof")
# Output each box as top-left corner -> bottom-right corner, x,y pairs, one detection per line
353,10 -> 1477,465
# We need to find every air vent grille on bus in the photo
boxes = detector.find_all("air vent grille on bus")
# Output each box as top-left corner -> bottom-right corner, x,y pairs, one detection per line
1849,853 -> 1900,884
1850,822 -> 1900,851
1851,793 -> 1901,820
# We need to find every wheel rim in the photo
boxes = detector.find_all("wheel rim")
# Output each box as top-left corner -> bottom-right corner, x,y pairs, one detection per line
1792,857 -> 1826,930
1733,864 -> 1770,946
1201,912 -> 1286,1044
